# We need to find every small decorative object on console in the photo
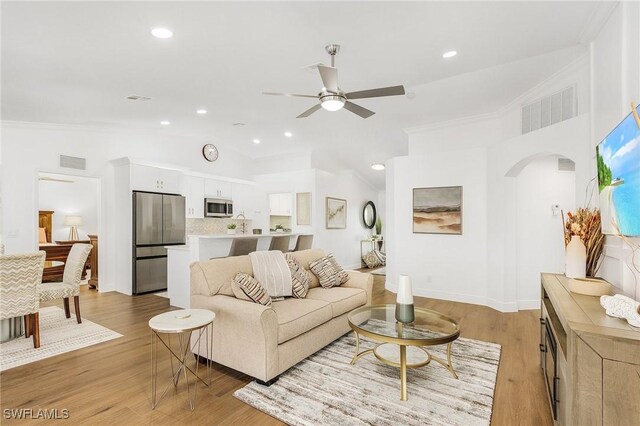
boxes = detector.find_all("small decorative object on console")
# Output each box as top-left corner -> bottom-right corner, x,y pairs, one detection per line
227,223 -> 237,235
395,275 -> 415,324
565,235 -> 586,278
600,294 -> 640,328
562,208 -> 604,277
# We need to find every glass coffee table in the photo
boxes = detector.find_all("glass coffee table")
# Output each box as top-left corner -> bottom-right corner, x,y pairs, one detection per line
348,304 -> 460,401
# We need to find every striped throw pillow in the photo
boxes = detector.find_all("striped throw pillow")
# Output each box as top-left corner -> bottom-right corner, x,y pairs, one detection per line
232,273 -> 272,306
309,254 -> 349,288
285,253 -> 310,298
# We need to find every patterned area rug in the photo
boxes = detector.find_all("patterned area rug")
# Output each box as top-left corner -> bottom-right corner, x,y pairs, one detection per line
235,333 -> 501,426
0,306 -> 122,372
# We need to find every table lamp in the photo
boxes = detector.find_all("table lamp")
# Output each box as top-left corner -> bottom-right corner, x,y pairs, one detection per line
395,274 -> 415,324
64,215 -> 82,241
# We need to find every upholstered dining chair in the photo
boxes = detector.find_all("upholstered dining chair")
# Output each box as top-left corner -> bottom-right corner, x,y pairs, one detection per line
268,235 -> 291,252
292,234 -> 313,251
0,251 -> 46,348
39,244 -> 91,324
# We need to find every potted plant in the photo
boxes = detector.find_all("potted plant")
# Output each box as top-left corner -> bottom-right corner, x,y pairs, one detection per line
275,224 -> 284,233
227,223 -> 237,235
562,208 -> 605,278
374,217 -> 383,250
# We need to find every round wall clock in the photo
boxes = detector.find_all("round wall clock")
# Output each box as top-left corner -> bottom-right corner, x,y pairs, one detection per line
202,144 -> 218,162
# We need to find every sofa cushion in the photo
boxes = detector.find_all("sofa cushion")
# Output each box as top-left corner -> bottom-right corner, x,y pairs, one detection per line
191,255 -> 253,296
271,298 -> 332,344
306,287 -> 367,318
285,253 -> 310,298
232,273 -> 272,306
288,249 -> 325,288
309,254 -> 349,288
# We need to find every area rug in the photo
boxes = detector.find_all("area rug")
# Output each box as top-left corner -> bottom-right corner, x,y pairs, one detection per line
0,306 -> 122,372
234,332 -> 501,426
370,267 -> 386,275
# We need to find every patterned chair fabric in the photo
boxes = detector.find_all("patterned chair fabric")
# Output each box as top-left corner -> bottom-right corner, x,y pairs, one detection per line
0,251 -> 46,319
40,244 -> 91,303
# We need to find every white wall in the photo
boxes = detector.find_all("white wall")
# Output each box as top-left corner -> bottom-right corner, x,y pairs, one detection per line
390,59 -> 592,312
515,156 -> 575,309
38,173 -> 99,241
590,1 -> 640,299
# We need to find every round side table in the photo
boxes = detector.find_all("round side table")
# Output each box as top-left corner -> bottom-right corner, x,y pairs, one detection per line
148,309 -> 215,411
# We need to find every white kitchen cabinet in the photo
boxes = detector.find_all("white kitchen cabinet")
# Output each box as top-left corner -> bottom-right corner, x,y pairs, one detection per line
184,176 -> 205,218
204,179 -> 232,199
232,183 -> 256,219
130,164 -> 182,193
269,193 -> 293,216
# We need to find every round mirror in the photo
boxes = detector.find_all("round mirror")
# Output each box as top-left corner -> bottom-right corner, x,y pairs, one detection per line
362,201 -> 377,229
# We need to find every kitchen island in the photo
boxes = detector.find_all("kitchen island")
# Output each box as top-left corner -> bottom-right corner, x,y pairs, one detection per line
166,233 -> 302,308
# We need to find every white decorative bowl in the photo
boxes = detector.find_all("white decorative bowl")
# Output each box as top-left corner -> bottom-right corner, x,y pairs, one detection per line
568,277 -> 611,297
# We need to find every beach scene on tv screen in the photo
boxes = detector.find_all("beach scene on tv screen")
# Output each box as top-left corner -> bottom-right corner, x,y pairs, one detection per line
596,108 -> 640,236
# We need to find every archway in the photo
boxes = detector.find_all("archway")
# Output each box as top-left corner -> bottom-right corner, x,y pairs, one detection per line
505,153 -> 576,309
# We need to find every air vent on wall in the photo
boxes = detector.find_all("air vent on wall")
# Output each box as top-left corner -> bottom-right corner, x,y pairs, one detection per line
558,158 -> 575,172
59,155 -> 86,170
521,85 -> 576,135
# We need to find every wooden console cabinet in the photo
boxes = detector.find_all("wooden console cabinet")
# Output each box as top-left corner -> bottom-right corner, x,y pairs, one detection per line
540,273 -> 640,426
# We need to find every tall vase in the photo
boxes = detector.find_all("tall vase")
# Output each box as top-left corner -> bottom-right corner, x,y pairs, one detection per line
395,275 -> 415,324
566,235 -> 587,279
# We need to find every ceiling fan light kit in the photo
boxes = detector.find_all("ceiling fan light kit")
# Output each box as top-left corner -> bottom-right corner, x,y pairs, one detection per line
263,44 -> 405,119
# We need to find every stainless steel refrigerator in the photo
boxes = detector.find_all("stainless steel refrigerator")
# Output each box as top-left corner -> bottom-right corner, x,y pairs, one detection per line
132,191 -> 186,294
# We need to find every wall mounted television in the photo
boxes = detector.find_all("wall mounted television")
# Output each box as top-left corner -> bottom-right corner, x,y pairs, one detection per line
596,105 -> 640,236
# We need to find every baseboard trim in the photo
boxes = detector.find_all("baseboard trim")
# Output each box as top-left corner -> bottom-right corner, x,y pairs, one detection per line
517,299 -> 541,310
385,282 -> 520,313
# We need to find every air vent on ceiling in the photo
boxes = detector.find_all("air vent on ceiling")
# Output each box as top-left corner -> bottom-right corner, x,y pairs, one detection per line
125,95 -> 151,102
521,85 -> 576,135
558,158 -> 575,172
59,155 -> 86,170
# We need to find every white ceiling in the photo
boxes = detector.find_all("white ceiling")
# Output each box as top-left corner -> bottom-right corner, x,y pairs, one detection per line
1,1 -> 604,188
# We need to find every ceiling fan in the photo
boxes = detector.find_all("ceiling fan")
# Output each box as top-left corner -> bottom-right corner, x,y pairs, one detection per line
263,44 -> 405,119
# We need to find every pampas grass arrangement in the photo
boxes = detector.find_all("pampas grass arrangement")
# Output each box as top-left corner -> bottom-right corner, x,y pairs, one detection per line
562,208 -> 605,277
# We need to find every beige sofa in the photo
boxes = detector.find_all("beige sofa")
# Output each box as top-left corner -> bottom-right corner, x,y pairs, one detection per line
190,249 -> 373,383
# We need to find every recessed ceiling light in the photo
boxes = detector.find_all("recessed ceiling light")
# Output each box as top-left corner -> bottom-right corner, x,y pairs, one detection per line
160,120 -> 170,126
151,28 -> 173,39
284,131 -> 293,138
253,139 -> 261,144
196,109 -> 207,115
442,50 -> 457,59
371,163 -> 385,171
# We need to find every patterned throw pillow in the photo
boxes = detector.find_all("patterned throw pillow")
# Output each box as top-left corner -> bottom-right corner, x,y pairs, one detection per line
284,253 -> 310,298
374,249 -> 386,266
309,254 -> 350,288
362,250 -> 381,268
232,273 -> 272,306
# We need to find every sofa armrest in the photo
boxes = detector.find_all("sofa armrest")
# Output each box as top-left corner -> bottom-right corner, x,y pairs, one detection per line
190,294 -> 279,381
344,270 -> 373,306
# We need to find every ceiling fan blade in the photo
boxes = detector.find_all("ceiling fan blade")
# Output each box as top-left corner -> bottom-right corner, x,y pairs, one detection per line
346,85 -> 406,100
343,101 -> 375,119
297,103 -> 322,118
262,92 -> 318,98
318,65 -> 339,93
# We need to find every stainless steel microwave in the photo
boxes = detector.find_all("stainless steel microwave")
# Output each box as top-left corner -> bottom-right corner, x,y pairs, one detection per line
204,198 -> 233,217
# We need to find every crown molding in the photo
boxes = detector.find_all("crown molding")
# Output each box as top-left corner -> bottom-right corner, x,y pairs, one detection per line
578,1 -> 619,45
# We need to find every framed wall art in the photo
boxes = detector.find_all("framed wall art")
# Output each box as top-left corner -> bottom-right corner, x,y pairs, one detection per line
326,197 -> 347,229
413,186 -> 462,234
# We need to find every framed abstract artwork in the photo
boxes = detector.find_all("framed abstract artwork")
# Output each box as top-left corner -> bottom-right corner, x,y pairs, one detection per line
413,186 -> 462,234
326,197 -> 347,229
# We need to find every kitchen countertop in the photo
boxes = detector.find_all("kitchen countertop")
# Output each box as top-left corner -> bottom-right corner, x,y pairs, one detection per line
188,233 -> 300,239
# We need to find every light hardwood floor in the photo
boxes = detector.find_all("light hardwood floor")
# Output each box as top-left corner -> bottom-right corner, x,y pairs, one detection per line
1,276 -> 552,425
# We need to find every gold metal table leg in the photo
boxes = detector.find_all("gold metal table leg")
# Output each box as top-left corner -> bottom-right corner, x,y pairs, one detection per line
430,341 -> 459,379
350,330 -> 373,365
400,344 -> 407,401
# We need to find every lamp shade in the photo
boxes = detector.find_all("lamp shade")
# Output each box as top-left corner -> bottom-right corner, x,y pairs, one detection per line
64,215 -> 83,226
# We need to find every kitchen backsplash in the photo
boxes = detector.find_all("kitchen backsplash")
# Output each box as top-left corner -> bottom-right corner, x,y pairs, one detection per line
186,218 -> 253,235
